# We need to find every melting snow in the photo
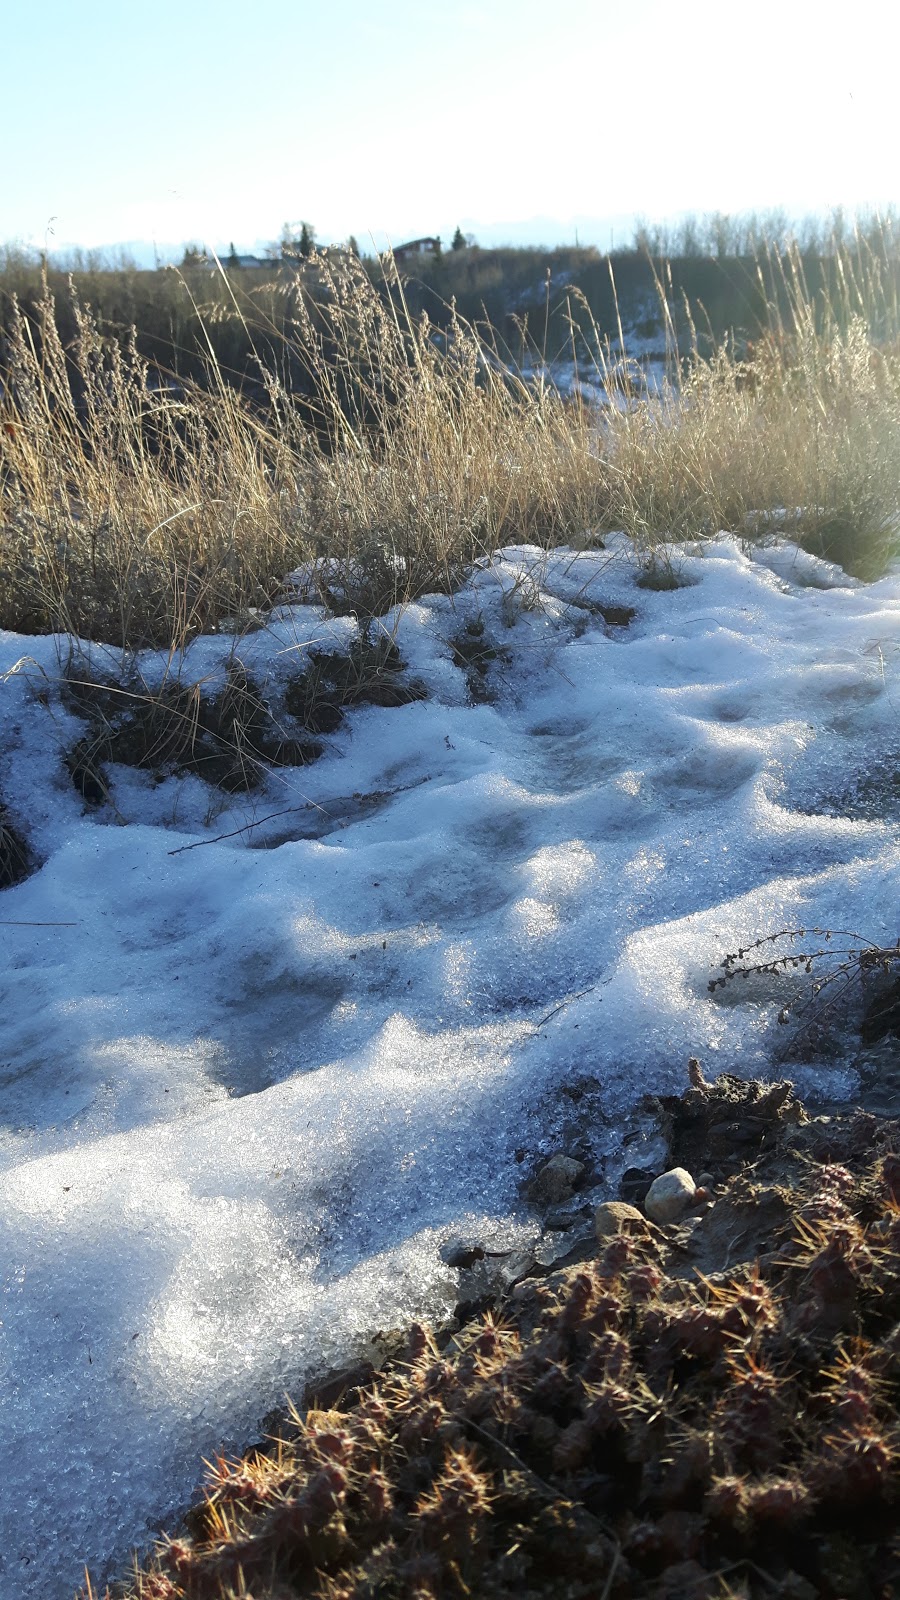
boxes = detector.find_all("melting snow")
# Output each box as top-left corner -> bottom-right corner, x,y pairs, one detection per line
1,534 -> 899,1597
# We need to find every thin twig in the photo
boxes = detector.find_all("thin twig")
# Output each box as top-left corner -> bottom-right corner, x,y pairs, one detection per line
535,982 -> 601,1029
167,803 -> 321,855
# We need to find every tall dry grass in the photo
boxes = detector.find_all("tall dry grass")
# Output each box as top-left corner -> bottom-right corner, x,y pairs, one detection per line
599,233 -> 900,574
1,230 -> 899,650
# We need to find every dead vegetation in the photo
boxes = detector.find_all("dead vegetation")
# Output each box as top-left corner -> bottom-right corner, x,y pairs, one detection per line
58,632 -> 426,805
85,1069 -> 899,1600
2,227 -> 899,653
0,805 -> 32,888
710,927 -> 900,1044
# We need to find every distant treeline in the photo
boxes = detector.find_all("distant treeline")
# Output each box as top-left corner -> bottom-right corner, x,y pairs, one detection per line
2,210 -> 899,407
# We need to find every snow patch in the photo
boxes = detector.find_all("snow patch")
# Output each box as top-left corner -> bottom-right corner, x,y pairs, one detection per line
1,535 -> 899,1596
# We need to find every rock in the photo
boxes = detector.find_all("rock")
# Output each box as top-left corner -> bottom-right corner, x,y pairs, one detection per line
594,1201 -> 649,1240
644,1167 -> 696,1224
534,1223 -> 597,1268
456,1248 -> 536,1313
531,1154 -> 585,1205
499,1249 -> 537,1289
544,1204 -> 585,1231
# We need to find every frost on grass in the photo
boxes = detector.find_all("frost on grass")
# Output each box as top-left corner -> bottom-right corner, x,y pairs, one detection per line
0,535 -> 899,1598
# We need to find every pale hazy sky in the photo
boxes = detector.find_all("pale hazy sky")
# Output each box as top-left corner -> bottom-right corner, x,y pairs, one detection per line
4,0 -> 897,254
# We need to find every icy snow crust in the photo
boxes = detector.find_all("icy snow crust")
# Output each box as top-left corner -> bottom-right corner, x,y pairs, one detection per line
1,535 -> 899,1597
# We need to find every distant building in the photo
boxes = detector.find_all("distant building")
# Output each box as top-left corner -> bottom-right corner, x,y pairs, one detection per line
392,237 -> 441,265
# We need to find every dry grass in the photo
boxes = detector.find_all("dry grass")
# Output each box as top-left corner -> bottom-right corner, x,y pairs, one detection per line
2,231 -> 899,651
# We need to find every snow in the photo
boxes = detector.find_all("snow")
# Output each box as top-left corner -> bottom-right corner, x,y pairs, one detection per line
1,533 -> 899,1597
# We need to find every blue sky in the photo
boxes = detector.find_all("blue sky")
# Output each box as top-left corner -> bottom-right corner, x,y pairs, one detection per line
3,0 -> 898,257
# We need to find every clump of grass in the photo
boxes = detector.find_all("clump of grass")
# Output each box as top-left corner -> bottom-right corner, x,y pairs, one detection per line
0,805 -> 33,888
283,630 -> 426,732
62,661 -> 323,802
2,226 -> 899,653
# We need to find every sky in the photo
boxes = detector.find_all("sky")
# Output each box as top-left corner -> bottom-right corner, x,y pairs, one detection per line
3,0 -> 898,259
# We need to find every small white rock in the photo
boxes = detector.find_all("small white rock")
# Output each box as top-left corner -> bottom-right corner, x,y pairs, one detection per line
644,1167 -> 696,1224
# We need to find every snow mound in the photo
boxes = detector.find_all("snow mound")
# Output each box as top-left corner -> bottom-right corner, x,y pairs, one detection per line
0,534 -> 898,1597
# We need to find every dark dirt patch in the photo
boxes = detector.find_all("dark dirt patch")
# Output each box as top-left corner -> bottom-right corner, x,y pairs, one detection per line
636,563 -> 699,592
0,807 -> 35,889
562,596 -> 636,628
656,1069 -> 807,1187
860,969 -> 900,1045
597,602 -> 636,627
64,664 -> 322,802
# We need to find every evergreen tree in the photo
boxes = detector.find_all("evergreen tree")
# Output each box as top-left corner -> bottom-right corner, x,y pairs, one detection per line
451,226 -> 466,252
299,222 -> 315,259
227,241 -> 239,268
348,235 -> 360,257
